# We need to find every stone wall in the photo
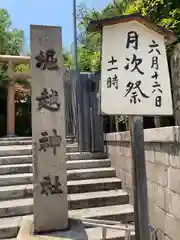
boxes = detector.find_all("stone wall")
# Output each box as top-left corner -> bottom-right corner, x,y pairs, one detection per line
105,126 -> 180,240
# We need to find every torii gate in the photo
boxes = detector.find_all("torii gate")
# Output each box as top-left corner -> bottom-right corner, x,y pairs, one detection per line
0,55 -> 30,136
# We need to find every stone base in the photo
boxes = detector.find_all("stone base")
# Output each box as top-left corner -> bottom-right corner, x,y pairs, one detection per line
17,217 -> 135,240
17,218 -> 89,240
4,133 -> 17,137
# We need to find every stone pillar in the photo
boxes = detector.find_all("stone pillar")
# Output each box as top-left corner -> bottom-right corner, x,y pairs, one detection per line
171,43 -> 180,125
30,25 -> 68,233
7,61 -> 15,136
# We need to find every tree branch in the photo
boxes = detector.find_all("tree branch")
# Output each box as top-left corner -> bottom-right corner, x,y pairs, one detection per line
92,8 -> 100,20
113,0 -> 122,14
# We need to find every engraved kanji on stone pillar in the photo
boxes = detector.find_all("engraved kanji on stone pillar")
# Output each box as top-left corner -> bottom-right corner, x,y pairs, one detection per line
30,25 -> 68,233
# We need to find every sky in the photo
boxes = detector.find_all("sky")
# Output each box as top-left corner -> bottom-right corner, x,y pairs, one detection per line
0,0 -> 110,51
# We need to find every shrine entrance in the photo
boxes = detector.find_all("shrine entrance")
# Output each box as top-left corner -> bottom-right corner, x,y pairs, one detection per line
0,55 -> 104,152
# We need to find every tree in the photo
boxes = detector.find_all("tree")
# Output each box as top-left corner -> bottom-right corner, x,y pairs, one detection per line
125,0 -> 180,53
0,8 -> 28,88
75,0 -> 135,73
75,0 -> 180,73
0,9 -> 24,55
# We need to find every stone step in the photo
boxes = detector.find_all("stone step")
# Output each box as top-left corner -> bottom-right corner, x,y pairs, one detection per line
70,204 -> 134,222
67,152 -> 107,160
0,137 -> 32,142
66,144 -> 78,153
0,159 -> 110,175
85,225 -> 135,240
0,155 -> 32,165
0,145 -> 78,157
0,155 -> 109,168
0,178 -> 122,201
0,147 -> 105,159
69,189 -> 129,210
0,173 -> 32,186
0,167 -> 116,186
0,204 -> 134,239
0,215 -> 22,239
0,143 -> 78,153
67,167 -> 116,181
0,190 -> 129,218
0,137 -> 74,142
0,184 -> 33,201
0,164 -> 32,175
66,138 -> 74,144
2,238 -> 17,240
67,159 -> 110,170
0,146 -> 32,157
0,198 -> 32,218
0,140 -> 32,146
68,177 -> 122,194
0,141 -> 78,153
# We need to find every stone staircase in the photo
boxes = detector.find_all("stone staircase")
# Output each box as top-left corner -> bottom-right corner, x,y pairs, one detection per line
0,137 -> 134,240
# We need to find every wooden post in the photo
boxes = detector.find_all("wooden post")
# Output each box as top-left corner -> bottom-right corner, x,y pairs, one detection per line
7,61 -> 15,136
130,116 -> 150,240
154,117 -> 161,127
7,84 -> 15,136
30,25 -> 68,233
90,74 -> 104,152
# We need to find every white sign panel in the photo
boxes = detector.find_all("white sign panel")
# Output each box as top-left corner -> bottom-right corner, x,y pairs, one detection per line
101,21 -> 173,115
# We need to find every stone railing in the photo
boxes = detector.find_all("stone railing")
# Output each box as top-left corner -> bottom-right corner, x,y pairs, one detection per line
105,126 -> 180,240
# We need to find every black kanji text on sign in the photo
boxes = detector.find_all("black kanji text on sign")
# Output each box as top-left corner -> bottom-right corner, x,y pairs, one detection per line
107,56 -> 118,71
148,40 -> 161,55
155,96 -> 162,107
107,74 -> 119,90
126,31 -> 139,50
151,56 -> 159,70
124,80 -> 149,104
124,54 -> 144,75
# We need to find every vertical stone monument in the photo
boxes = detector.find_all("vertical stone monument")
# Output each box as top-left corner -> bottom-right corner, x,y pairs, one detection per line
30,25 -> 68,233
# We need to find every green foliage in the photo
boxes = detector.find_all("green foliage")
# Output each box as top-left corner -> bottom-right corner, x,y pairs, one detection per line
14,64 -> 31,89
65,0 -> 180,73
0,9 -> 24,55
0,8 -> 26,87
5,29 -> 24,56
0,67 -> 8,86
63,47 -> 101,72
125,0 -> 180,53
70,0 -> 136,73
0,9 -> 11,54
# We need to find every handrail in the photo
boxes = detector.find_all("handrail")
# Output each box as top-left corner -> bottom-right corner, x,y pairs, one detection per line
78,218 -> 157,240
80,217 -> 134,227
78,218 -> 135,240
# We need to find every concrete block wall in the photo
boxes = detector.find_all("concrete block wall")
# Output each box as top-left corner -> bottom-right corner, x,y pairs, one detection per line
105,126 -> 180,240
